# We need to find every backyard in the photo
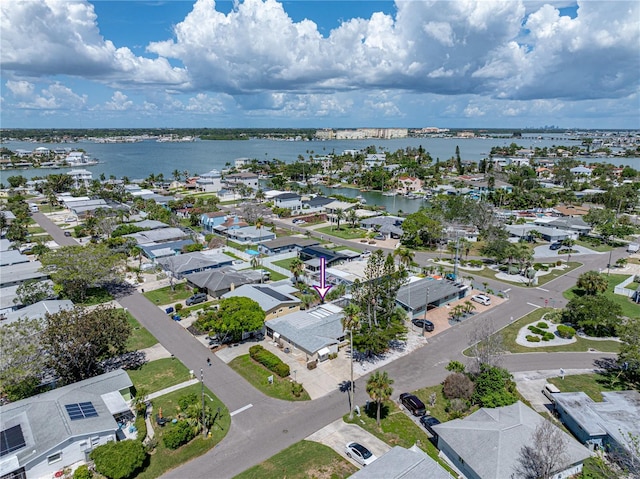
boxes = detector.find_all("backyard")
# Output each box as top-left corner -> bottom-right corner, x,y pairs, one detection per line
228,355 -> 310,401
233,440 -> 356,479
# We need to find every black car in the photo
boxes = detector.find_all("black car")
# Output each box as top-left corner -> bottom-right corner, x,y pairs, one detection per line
420,415 -> 441,436
412,319 -> 434,332
549,242 -> 563,250
399,393 -> 426,416
186,292 -> 208,306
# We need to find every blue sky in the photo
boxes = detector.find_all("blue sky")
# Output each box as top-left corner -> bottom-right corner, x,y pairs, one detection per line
1,0 -> 638,129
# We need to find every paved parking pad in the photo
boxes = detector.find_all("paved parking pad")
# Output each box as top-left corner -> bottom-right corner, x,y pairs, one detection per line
307,419 -> 391,468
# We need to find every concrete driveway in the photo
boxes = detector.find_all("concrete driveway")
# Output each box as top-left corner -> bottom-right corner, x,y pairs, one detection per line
306,418 -> 391,468
533,244 -> 603,259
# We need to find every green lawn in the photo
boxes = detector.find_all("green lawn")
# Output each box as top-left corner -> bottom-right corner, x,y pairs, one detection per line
465,308 -> 621,354
344,401 -> 457,475
315,225 -> 365,240
228,355 -> 310,401
458,261 -> 582,288
272,257 -> 297,271
575,239 -> 614,252
127,358 -> 192,394
77,287 -> 114,306
261,266 -> 287,282
564,273 -> 640,319
547,372 -> 635,402
27,226 -> 45,234
136,383 -> 230,479
125,311 -> 158,351
143,283 -> 192,306
234,440 -> 356,479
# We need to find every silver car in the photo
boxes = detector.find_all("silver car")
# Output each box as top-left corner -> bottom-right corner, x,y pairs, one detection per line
345,442 -> 377,466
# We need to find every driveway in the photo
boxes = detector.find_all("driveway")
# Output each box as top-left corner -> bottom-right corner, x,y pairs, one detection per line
533,244 -> 603,259
307,418 -> 391,468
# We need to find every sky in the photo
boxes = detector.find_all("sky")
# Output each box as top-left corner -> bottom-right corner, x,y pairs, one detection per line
1,0 -> 639,130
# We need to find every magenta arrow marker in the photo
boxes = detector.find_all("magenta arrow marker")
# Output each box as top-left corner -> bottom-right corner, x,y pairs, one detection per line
313,257 -> 332,300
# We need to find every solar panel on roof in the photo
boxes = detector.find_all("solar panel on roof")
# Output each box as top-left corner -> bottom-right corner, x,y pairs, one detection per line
65,401 -> 98,420
0,425 -> 26,457
254,286 -> 292,302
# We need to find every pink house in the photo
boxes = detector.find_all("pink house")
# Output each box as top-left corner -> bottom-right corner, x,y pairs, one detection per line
396,176 -> 423,195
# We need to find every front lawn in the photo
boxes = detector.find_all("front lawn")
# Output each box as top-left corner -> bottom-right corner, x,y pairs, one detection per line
465,261 -> 582,288
136,383 -> 230,479
315,225 -> 365,240
234,440 -> 356,479
127,358 -> 192,394
344,400 -> 456,475
126,311 -> 158,351
469,308 -> 621,354
76,287 -> 114,306
143,283 -> 192,306
575,239 -> 614,253
547,372 -> 636,402
564,273 -> 640,319
228,355 -> 310,401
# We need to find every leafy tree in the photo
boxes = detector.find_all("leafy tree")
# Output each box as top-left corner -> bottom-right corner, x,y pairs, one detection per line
443,373 -> 474,400
194,297 -> 265,341
471,364 -> 518,408
366,371 -> 394,426
7,175 -> 27,188
445,360 -> 466,373
40,243 -> 124,301
576,271 -> 608,296
401,208 -> 443,248
562,295 -> 622,337
618,317 -> 640,383
512,420 -> 569,479
42,305 -> 130,384
0,318 -> 43,400
14,279 -> 56,306
90,440 -> 146,479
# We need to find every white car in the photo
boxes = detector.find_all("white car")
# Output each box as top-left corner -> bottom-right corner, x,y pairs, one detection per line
471,294 -> 491,306
345,442 -> 377,466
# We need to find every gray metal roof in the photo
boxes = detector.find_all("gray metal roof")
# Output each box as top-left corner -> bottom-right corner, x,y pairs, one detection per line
0,261 -> 48,287
396,278 -> 461,310
349,445 -> 454,479
0,250 -> 30,267
186,267 -> 263,295
222,284 -> 300,313
268,304 -> 344,355
0,369 -> 132,471
125,227 -> 188,245
433,401 -> 591,479
260,237 -> 319,250
131,219 -> 169,230
0,238 -> 14,252
2,300 -> 74,326
157,251 -> 234,275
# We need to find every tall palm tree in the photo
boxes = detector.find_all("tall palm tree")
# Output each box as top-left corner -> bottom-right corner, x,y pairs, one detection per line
393,247 -> 414,269
255,216 -> 264,244
366,371 -> 394,427
334,208 -> 345,231
576,270 -> 608,295
255,189 -> 265,203
346,209 -> 359,229
289,257 -> 305,284
342,303 -> 361,419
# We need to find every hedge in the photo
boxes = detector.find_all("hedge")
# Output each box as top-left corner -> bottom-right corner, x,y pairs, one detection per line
249,345 -> 291,378
557,324 -> 576,339
537,322 -> 549,329
162,420 -> 195,450
526,335 -> 541,342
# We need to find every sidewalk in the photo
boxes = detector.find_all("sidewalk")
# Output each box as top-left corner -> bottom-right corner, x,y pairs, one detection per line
147,378 -> 200,400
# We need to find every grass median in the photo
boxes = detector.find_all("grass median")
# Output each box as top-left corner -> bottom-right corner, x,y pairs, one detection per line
228,354 -> 310,401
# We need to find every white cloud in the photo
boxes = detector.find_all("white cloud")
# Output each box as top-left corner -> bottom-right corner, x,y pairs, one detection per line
6,80 -> 34,98
16,82 -> 87,110
104,92 -> 133,111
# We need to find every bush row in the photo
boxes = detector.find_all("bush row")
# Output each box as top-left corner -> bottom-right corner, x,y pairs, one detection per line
526,335 -> 541,343
249,345 -> 290,378
527,325 -> 555,341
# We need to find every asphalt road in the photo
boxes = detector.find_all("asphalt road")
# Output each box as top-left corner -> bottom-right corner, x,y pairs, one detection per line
32,211 -> 79,246
32,211 -> 627,478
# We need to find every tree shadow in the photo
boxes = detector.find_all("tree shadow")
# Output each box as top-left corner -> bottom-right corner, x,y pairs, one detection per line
364,401 -> 390,421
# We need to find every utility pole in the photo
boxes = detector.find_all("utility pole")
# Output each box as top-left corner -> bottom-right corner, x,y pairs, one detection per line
348,328 -> 355,420
422,284 -> 429,336
201,368 -> 206,437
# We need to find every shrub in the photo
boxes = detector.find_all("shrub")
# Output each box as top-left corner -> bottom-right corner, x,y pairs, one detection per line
556,260 -> 562,266
328,352 -> 338,360
73,465 -> 93,479
557,324 -> 576,339
526,335 -> 541,342
544,310 -> 563,324
175,303 -> 183,312
541,332 -> 555,341
469,260 -> 483,268
249,344 -> 290,377
528,325 -> 544,335
91,440 -> 146,479
443,373 -> 475,400
274,362 -> 291,378
307,360 -> 317,370
178,393 -> 198,411
162,421 -> 195,450
537,322 -> 549,329
446,398 -> 468,418
291,382 -> 304,397
508,266 -> 519,275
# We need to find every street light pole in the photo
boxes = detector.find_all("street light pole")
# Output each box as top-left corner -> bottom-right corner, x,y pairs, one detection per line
607,235 -> 614,276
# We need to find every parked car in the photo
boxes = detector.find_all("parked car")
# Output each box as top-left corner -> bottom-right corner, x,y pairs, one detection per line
411,319 -> 434,332
185,292 -> 208,306
64,231 -> 72,237
399,393 -> 426,416
361,250 -> 371,257
420,415 -> 441,436
344,442 -> 377,466
471,294 -> 491,306
374,234 -> 385,240
549,242 -> 563,250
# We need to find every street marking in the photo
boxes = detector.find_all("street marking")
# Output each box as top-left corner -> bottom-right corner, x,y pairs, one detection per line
230,404 -> 253,417
503,288 -> 511,292
536,287 -> 549,292
527,302 -> 541,309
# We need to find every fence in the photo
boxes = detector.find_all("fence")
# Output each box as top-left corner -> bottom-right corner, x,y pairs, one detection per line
613,274 -> 637,298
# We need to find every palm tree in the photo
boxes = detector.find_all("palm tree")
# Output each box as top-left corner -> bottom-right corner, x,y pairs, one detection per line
366,371 -> 394,427
342,303 -> 361,419
255,216 -> 264,244
289,257 -> 305,284
334,208 -> 345,231
172,169 -> 181,181
346,209 -> 359,229
394,247 -> 414,269
576,271 -> 608,296
255,189 -> 265,203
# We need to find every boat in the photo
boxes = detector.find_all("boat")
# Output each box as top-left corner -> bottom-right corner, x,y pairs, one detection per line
382,191 -> 396,196
355,195 -> 367,204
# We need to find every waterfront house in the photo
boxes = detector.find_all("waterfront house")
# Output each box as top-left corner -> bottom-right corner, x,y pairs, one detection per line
224,172 -> 259,190
66,169 -> 93,189
196,170 -> 223,192
396,176 -> 423,195
273,192 -> 302,213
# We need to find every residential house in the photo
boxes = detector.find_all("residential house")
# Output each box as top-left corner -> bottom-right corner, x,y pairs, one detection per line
195,170 -> 223,192
554,205 -> 591,217
124,227 -> 189,246
299,246 -> 348,273
157,251 -> 235,279
324,200 -> 357,225
130,220 -> 168,230
0,369 -> 134,479
185,266 -> 263,298
265,303 -> 345,362
234,158 -> 251,169
300,196 -> 333,215
360,215 -> 405,240
226,226 -> 276,244
0,261 -> 48,289
258,237 -> 319,256
396,277 -> 467,319
211,216 -> 249,235
553,390 -> 640,459
224,172 -> 259,190
348,445 -> 454,479
0,249 -> 30,267
0,281 -> 55,315
200,212 -> 227,232
544,217 -> 591,236
505,224 -> 576,243
396,176 -> 423,195
1,299 -> 74,326
66,169 -> 93,189
139,239 -> 195,261
433,401 -> 592,479
222,282 -> 301,320
273,193 -> 302,213
570,165 -> 593,177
